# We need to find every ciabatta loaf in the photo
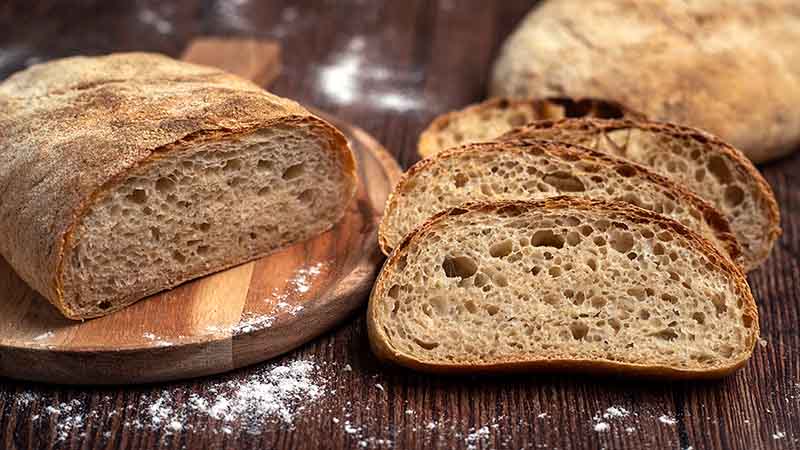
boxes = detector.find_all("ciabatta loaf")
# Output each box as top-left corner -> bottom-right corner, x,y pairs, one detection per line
368,198 -> 759,378
503,119 -> 780,271
379,140 -> 740,268
418,97 -> 643,158
0,53 -> 357,319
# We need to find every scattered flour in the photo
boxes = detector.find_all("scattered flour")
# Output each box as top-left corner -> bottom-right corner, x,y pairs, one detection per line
465,426 -> 491,450
32,331 -> 54,341
594,422 -> 610,432
658,415 -> 678,425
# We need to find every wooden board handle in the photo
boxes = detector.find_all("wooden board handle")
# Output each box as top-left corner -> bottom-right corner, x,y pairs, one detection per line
181,37 -> 282,87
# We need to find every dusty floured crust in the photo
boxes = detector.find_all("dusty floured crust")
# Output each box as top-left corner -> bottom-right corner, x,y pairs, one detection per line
0,52 -> 357,319
490,0 -> 800,163
417,96 -> 645,158
368,197 -> 759,379
503,118 -> 781,270
379,139 -> 742,267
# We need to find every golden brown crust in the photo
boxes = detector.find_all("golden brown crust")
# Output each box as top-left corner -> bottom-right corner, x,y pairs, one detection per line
379,139 -> 742,268
368,197 -> 759,379
503,118 -> 782,270
417,96 -> 645,158
0,53 -> 357,319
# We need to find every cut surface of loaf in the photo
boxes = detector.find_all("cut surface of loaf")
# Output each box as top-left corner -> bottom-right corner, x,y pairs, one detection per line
368,198 -> 759,378
0,53 -> 357,319
380,140 -> 741,269
417,97 -> 644,158
503,119 -> 780,271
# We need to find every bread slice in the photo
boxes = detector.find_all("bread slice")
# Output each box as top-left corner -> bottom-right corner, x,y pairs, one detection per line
503,119 -> 781,271
417,97 -> 644,158
379,140 -> 741,269
0,53 -> 357,320
368,198 -> 759,378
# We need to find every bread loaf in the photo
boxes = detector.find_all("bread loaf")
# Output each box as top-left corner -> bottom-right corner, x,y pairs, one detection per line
503,119 -> 780,271
490,0 -> 800,163
418,97 -> 643,158
379,140 -> 741,269
0,53 -> 357,319
368,198 -> 759,378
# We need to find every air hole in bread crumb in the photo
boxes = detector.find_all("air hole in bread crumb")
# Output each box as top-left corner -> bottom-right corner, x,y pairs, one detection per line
257,159 -> 273,170
616,165 -> 636,177
197,245 -> 210,256
282,163 -> 305,180
127,189 -> 148,204
172,251 -> 186,263
491,271 -> 509,287
453,173 -> 469,188
543,171 -> 586,192
708,156 -> 733,184
662,293 -> 678,304
742,314 -> 754,328
387,285 -> 400,299
489,239 -> 513,258
155,177 -> 175,193
627,287 -> 646,300
580,225 -> 594,236
485,304 -> 500,315
712,294 -> 727,315
149,227 -> 161,241
298,189 -> 315,204
692,312 -> 705,324
549,266 -> 562,277
223,159 -> 242,171
609,231 -> 634,253
652,328 -> 678,341
566,231 -> 581,246
593,236 -> 606,247
586,259 -> 598,271
591,296 -> 607,308
639,309 -> 651,320
570,322 -> 589,340
531,230 -> 565,248
98,300 -> 111,310
464,300 -> 478,314
442,256 -> 478,279
257,186 -> 271,196
724,185 -> 745,207
531,266 -> 542,276
414,338 -> 439,350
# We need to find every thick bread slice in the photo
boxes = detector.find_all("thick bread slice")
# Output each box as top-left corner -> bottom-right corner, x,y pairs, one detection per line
0,53 -> 357,320
368,198 -> 759,379
417,97 -> 644,158
379,140 -> 741,268
503,119 -> 780,271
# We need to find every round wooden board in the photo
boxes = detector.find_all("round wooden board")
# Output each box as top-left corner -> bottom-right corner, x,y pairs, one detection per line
0,114 -> 402,385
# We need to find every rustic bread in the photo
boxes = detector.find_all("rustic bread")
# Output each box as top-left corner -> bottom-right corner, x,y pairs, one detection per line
380,140 -> 741,269
489,0 -> 800,163
503,119 -> 780,271
0,53 -> 357,320
368,198 -> 759,378
418,97 -> 644,158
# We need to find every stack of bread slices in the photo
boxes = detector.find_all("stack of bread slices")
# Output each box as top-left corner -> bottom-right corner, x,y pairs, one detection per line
368,97 -> 780,379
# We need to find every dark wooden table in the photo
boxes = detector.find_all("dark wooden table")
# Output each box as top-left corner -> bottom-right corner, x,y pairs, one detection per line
1,1 -> 799,449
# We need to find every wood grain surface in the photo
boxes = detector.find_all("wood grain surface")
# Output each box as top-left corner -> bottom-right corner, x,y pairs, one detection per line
1,1 -> 798,449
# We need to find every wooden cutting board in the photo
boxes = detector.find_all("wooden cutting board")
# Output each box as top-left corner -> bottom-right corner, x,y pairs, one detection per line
0,38 -> 402,385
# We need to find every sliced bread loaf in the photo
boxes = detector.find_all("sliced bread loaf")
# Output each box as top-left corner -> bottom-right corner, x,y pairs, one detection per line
379,140 -> 741,269
0,53 -> 357,319
417,97 -> 644,158
368,198 -> 759,378
503,119 -> 780,271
